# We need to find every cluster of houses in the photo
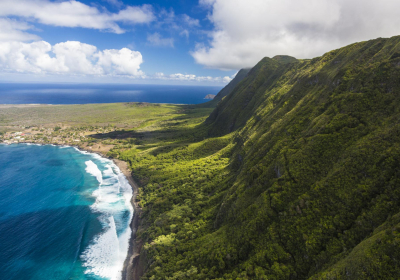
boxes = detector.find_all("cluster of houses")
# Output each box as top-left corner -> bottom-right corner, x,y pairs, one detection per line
0,126 -> 99,146
1,132 -> 29,144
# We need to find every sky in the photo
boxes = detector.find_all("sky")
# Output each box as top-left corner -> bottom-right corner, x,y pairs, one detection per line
1,0 -> 400,85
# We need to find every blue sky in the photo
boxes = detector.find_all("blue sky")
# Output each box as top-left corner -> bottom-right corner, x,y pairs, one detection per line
1,0 -> 400,85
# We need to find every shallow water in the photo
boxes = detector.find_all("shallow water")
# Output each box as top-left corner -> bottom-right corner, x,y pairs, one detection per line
0,144 -> 133,280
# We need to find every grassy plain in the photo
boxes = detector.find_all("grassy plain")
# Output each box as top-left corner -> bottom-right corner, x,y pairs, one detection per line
0,102 -> 213,154
0,103 -> 181,129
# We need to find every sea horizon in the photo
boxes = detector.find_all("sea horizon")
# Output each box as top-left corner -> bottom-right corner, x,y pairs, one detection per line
0,83 -> 222,105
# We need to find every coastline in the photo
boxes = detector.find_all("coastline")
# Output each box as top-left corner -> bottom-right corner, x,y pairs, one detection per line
113,159 -> 143,280
72,146 -> 143,280
6,142 -> 141,280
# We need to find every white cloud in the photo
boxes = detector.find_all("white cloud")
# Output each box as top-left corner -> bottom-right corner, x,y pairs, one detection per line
0,0 -> 155,34
169,73 -> 197,80
182,14 -> 200,27
97,48 -> 143,76
154,72 -> 231,83
193,0 -> 400,70
223,76 -> 232,83
0,18 -> 40,42
147,33 -> 174,47
112,5 -> 154,25
0,40 -> 144,76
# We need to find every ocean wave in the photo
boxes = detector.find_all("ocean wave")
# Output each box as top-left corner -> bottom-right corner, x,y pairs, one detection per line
73,147 -> 109,163
85,161 -> 103,185
81,157 -> 133,280
81,216 -> 121,280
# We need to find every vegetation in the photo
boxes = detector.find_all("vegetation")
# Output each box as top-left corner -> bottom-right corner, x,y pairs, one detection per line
2,35 -> 400,279
126,36 -> 400,279
199,68 -> 251,108
0,103 -> 177,128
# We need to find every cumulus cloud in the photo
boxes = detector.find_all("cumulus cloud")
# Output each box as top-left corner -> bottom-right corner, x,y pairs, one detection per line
154,72 -> 232,83
0,40 -> 144,76
0,0 -> 155,34
147,33 -> 174,47
97,48 -> 144,75
0,18 -> 40,42
193,0 -> 400,70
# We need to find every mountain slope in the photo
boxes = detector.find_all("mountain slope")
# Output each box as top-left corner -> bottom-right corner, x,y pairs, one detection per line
214,68 -> 251,102
198,68 -> 250,108
206,35 -> 400,278
120,36 -> 400,279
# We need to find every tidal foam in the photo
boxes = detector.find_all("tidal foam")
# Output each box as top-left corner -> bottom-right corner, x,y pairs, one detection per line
82,159 -> 133,280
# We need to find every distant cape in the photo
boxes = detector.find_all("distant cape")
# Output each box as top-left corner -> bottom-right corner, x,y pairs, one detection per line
204,94 -> 216,100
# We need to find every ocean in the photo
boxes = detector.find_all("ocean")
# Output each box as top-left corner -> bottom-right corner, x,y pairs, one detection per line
0,83 -> 222,105
0,144 -> 133,280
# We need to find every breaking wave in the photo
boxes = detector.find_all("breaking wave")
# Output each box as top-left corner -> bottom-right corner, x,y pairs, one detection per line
81,158 -> 133,280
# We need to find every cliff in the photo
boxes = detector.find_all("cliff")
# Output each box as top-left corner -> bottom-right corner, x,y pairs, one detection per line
122,36 -> 400,279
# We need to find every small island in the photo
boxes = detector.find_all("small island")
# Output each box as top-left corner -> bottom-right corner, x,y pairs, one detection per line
204,94 -> 216,100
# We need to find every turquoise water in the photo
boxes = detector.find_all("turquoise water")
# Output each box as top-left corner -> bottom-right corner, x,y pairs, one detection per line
0,144 -> 133,280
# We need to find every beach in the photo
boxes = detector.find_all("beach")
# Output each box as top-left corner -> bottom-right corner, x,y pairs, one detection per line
77,149 -> 143,280
113,159 -> 142,280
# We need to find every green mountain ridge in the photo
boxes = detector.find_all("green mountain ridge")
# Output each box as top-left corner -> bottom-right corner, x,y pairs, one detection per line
199,68 -> 251,108
205,36 -> 400,279
120,36 -> 400,279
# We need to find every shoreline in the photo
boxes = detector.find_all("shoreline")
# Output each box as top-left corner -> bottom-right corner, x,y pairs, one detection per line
62,145 -> 143,280
4,142 -> 141,280
113,159 -> 143,280
74,147 -> 143,280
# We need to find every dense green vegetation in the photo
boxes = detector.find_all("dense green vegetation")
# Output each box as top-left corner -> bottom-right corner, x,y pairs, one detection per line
199,68 -> 250,108
114,36 -> 400,279
2,35 -> 400,279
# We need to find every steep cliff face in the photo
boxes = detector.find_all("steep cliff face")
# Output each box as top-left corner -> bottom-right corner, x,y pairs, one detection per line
198,68 -> 251,108
213,68 -> 251,102
206,56 -> 292,135
129,36 -> 400,280
206,36 -> 400,278
207,38 -> 400,137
